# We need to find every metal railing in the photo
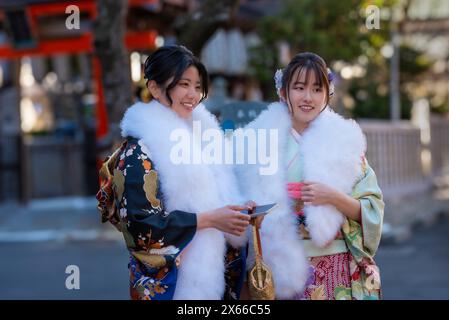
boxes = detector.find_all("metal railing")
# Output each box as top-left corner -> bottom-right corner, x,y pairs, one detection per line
214,100 -> 444,200
430,116 -> 449,178
360,120 -> 431,200
21,135 -> 86,200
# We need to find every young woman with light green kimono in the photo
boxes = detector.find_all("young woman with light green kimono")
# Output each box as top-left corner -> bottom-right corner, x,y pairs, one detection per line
236,52 -> 384,300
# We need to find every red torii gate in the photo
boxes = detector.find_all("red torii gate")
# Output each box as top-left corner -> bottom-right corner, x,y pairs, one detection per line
0,0 -> 158,140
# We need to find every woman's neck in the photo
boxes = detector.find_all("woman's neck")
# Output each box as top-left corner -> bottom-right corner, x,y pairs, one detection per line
291,119 -> 308,134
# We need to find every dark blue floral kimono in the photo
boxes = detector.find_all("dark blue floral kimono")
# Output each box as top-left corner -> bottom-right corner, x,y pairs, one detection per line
96,137 -> 245,300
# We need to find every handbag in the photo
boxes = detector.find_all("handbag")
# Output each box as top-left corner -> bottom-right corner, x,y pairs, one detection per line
247,222 -> 275,300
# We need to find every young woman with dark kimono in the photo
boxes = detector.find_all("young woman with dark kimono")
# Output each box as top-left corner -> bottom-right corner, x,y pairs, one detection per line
96,45 -> 252,300
236,52 -> 384,299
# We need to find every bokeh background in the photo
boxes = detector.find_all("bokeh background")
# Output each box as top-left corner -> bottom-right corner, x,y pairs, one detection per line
0,0 -> 448,299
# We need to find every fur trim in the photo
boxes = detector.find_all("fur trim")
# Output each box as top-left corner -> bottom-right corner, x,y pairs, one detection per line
121,100 -> 246,299
300,107 -> 366,247
234,102 -> 310,298
235,102 -> 366,297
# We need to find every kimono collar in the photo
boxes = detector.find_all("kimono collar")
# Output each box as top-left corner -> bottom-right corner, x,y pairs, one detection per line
291,128 -> 302,143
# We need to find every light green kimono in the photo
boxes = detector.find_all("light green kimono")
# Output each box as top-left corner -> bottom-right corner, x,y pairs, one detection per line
287,129 -> 384,299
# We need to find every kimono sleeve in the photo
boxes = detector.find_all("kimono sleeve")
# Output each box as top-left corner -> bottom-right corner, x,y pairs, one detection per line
349,157 -> 385,257
115,139 -> 197,261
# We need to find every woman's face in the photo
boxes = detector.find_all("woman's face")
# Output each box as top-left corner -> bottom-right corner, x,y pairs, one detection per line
284,68 -> 327,132
151,66 -> 203,119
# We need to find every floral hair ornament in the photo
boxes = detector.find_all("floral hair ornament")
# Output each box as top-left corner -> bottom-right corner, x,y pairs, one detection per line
327,68 -> 335,98
274,69 -> 285,102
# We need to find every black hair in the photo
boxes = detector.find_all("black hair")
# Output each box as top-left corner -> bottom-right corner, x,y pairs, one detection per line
282,52 -> 330,114
143,45 -> 209,105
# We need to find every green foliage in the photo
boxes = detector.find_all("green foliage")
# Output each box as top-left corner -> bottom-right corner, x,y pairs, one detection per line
248,0 -> 434,119
432,101 -> 449,115
249,0 -> 394,102
350,44 -> 433,120
349,80 -> 412,119
399,45 -> 433,79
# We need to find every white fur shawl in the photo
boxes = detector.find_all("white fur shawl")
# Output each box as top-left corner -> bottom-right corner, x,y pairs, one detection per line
234,101 -> 366,298
120,100 -> 246,300
299,104 -> 366,247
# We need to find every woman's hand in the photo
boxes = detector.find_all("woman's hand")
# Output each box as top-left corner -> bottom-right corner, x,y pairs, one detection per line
245,200 -> 264,229
300,181 -> 337,206
198,205 -> 251,236
301,181 -> 361,222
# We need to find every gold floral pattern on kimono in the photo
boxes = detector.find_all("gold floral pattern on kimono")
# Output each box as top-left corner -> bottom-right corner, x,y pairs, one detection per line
113,169 -> 125,202
129,255 -> 171,300
143,170 -> 161,209
96,141 -> 128,228
98,136 -> 248,300
96,137 -> 197,300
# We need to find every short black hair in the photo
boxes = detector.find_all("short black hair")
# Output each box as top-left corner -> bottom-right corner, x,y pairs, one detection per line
143,45 -> 209,105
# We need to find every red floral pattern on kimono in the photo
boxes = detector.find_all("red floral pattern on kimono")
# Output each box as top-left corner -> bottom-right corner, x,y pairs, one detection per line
296,253 -> 352,300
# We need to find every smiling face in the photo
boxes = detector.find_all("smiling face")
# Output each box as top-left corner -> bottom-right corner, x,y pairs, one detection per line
282,67 -> 328,133
148,66 -> 203,119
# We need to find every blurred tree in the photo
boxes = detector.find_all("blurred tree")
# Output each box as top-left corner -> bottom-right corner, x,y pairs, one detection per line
433,101 -> 449,114
399,45 -> 434,79
351,0 -> 434,120
93,0 -> 132,143
249,0 -> 385,100
248,0 -> 433,120
351,43 -> 433,119
174,0 -> 240,56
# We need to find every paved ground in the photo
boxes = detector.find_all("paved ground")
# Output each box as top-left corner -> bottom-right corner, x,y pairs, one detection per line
0,240 -> 129,299
0,196 -> 448,300
376,213 -> 449,299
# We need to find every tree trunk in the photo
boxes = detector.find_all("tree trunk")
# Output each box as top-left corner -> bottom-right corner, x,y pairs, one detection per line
175,0 -> 240,55
93,0 -> 132,144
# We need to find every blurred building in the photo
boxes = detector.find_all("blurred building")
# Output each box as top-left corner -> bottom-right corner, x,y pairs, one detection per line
0,0 -> 448,206
400,0 -> 449,181
0,0 -> 193,202
0,0 -> 283,203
